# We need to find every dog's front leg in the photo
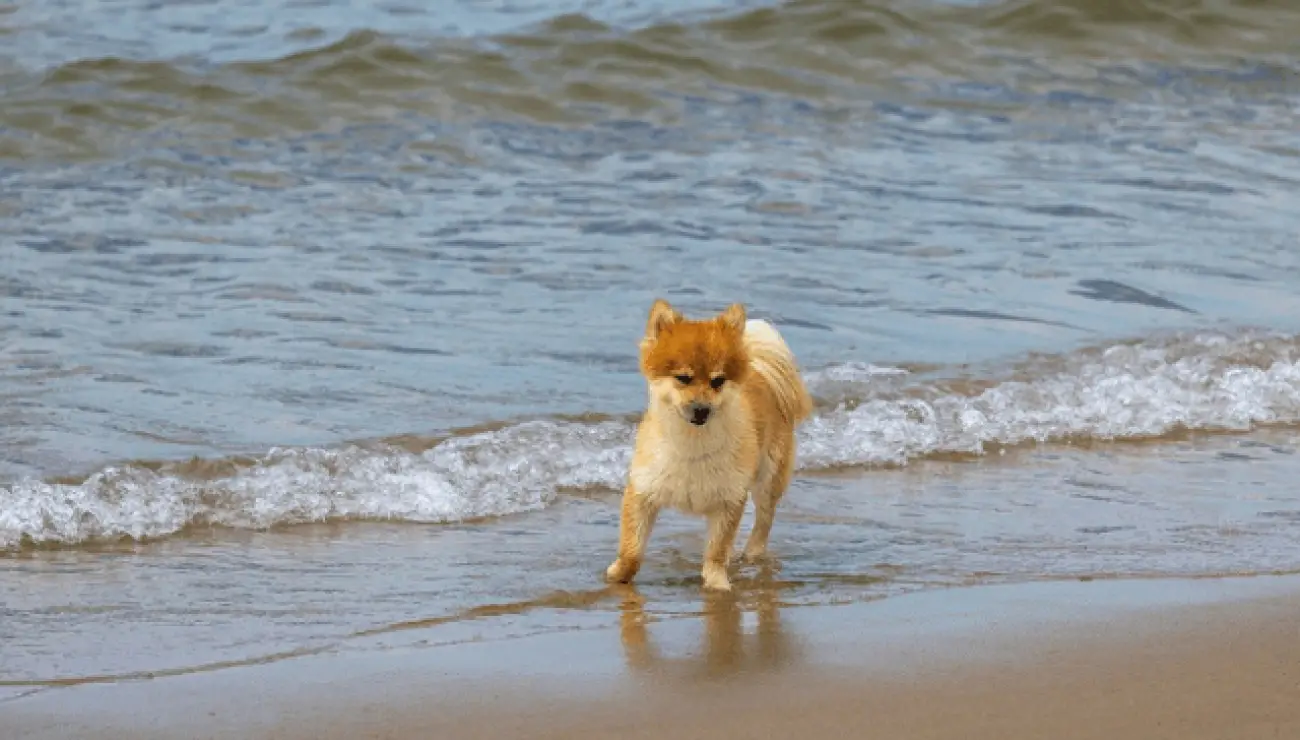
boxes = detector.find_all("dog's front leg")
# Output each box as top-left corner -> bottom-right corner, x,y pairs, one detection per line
607,484 -> 658,584
701,499 -> 745,591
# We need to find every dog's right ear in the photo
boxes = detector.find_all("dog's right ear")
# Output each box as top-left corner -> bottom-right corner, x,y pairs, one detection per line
645,299 -> 682,339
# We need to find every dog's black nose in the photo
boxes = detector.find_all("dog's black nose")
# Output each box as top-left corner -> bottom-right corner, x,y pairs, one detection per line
691,406 -> 711,425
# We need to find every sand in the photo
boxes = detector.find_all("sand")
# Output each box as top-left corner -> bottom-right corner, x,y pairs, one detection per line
6,575 -> 1300,740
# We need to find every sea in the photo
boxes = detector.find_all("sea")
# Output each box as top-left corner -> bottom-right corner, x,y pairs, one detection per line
2,0 -> 1300,695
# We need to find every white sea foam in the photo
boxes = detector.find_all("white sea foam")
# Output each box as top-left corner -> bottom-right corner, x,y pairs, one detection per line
0,420 -> 635,549
4,331 -> 1300,549
797,332 -> 1300,468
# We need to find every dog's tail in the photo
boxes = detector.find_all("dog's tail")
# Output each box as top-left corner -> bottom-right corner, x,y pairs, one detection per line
743,319 -> 813,425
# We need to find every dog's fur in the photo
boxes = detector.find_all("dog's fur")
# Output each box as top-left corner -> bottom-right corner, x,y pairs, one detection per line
606,299 -> 813,591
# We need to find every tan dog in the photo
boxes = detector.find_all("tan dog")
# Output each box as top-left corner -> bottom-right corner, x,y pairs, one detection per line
606,300 -> 813,591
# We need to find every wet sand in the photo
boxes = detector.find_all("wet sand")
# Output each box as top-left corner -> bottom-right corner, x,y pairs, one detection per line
7,574 -> 1299,740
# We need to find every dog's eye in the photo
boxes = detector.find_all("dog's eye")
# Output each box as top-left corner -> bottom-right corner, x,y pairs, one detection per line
710,376 -> 725,390
675,374 -> 692,385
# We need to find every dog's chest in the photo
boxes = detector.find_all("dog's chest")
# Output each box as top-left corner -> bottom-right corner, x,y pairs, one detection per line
630,442 -> 749,516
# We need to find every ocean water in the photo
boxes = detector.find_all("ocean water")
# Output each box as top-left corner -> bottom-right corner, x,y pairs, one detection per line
2,0 -> 1300,694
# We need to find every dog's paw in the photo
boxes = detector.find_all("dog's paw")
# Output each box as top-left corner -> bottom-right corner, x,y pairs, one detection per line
701,564 -> 732,592
702,576 -> 732,592
606,558 -> 638,584
740,545 -> 767,564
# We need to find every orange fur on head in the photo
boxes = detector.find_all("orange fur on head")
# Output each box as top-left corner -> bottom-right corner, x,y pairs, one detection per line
639,301 -> 751,388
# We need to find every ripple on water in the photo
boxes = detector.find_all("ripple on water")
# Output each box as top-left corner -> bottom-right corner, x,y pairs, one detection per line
1,0 -> 1300,694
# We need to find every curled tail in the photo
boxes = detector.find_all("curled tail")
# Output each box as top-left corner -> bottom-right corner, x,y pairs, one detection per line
743,319 -> 813,425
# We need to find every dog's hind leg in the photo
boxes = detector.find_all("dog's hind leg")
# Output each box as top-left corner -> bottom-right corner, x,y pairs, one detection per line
741,436 -> 795,563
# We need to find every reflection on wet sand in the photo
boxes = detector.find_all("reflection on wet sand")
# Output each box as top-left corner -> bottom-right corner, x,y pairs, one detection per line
616,583 -> 800,681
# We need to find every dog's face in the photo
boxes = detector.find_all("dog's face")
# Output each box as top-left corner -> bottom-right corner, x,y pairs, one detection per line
638,299 -> 750,427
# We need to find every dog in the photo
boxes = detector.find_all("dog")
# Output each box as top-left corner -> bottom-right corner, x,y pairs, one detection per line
605,299 -> 813,591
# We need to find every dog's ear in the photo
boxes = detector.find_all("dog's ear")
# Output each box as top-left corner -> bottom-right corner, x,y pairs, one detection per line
717,303 -> 746,332
645,299 -> 682,339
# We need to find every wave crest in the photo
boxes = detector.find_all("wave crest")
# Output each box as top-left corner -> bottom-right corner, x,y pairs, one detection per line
5,0 -> 1300,160
4,331 -> 1300,549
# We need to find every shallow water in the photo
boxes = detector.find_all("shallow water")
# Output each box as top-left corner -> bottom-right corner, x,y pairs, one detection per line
2,0 -> 1300,692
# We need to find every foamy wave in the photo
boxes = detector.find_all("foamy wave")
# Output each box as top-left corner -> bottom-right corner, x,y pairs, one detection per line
798,333 -> 1300,467
4,331 -> 1300,549
0,421 -> 635,549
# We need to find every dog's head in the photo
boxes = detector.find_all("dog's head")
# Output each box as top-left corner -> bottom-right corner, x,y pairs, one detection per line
638,299 -> 750,427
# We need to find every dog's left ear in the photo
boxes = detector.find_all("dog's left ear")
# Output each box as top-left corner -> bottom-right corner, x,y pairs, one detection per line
646,299 -> 683,339
718,303 -> 746,332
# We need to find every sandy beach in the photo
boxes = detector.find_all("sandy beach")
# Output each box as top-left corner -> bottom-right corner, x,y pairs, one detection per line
7,574 -> 1299,740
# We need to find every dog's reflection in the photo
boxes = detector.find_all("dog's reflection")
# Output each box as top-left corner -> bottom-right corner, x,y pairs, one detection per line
616,585 -> 799,681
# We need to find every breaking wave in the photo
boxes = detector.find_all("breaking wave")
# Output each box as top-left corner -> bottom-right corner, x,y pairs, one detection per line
4,329 -> 1300,549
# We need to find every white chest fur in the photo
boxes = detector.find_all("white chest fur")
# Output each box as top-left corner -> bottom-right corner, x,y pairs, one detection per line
629,423 -> 751,516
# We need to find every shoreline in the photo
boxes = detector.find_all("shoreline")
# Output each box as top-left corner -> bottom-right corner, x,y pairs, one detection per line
7,572 -> 1300,739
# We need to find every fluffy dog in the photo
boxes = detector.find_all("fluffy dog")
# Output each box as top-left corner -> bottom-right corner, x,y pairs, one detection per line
606,299 -> 812,591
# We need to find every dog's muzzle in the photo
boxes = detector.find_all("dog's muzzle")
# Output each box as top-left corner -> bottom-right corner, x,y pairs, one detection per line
688,403 -> 712,426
